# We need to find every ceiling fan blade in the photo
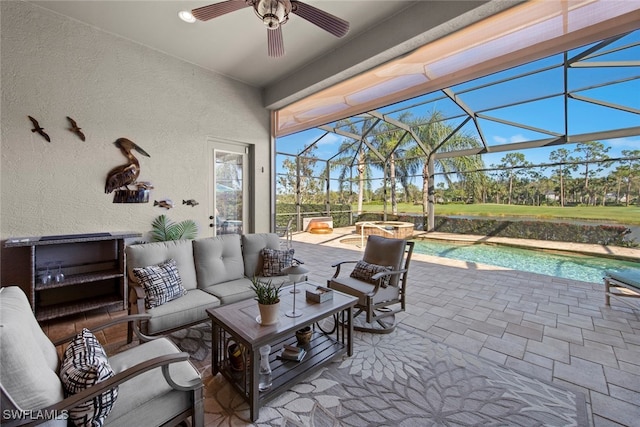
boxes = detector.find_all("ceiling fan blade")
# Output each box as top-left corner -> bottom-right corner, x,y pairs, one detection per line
267,27 -> 285,57
192,0 -> 251,22
291,0 -> 349,38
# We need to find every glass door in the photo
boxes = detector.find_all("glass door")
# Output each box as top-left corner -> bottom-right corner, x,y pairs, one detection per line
210,141 -> 249,236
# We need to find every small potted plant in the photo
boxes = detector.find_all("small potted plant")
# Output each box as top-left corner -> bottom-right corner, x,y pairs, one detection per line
251,277 -> 282,326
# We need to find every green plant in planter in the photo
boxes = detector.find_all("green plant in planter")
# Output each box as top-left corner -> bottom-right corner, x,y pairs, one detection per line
151,214 -> 198,242
250,277 -> 282,305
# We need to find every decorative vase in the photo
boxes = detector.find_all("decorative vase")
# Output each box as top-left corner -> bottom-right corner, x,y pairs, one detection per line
258,301 -> 280,325
295,326 -> 312,346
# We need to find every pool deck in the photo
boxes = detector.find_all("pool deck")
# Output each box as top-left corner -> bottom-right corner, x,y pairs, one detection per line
288,227 -> 640,426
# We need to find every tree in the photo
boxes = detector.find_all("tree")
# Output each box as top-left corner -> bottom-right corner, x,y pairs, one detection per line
497,152 -> 530,205
408,112 -> 485,216
620,149 -> 640,206
330,117 -> 383,214
277,144 -> 322,204
549,148 -> 576,207
573,141 -> 610,205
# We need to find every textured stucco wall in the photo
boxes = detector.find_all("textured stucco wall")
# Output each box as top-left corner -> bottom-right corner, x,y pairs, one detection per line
0,1 -> 270,243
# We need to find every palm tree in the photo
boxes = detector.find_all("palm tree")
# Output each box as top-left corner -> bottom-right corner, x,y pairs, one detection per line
369,113 -> 414,215
406,111 -> 485,217
329,117 -> 377,215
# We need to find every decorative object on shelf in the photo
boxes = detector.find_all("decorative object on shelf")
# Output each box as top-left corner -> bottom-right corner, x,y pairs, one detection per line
150,214 -> 198,242
105,138 -> 151,199
306,286 -> 333,303
295,326 -> 312,346
191,0 -> 349,58
66,116 -> 85,141
251,277 -> 282,326
282,261 -> 308,318
278,344 -> 306,362
258,345 -> 272,391
54,261 -> 65,283
154,199 -> 174,209
28,116 -> 50,142
227,342 -> 244,372
183,199 -> 199,207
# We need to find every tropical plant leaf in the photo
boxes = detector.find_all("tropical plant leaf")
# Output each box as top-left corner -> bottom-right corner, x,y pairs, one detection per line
150,215 -> 198,241
151,214 -> 173,242
175,220 -> 198,240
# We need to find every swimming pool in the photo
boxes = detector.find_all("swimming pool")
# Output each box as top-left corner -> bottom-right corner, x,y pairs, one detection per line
412,240 -> 639,284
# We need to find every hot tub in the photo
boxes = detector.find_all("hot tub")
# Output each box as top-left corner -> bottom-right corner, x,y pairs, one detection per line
354,221 -> 415,239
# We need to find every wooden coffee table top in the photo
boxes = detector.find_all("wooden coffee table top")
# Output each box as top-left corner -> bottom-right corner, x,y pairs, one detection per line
206,281 -> 357,349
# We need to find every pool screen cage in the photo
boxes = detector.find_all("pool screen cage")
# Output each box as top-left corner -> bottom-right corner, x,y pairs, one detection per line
275,26 -> 640,233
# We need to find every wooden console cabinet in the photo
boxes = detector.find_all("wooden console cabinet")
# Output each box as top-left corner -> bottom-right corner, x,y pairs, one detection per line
4,232 -> 140,321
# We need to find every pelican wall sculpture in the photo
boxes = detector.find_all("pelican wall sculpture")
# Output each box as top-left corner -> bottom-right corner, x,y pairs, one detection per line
105,138 -> 151,203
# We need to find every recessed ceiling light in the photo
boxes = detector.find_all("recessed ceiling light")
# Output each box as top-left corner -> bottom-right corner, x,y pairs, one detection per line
178,10 -> 196,24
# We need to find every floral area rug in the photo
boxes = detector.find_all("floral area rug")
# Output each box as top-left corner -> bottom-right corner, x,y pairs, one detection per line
170,323 -> 588,426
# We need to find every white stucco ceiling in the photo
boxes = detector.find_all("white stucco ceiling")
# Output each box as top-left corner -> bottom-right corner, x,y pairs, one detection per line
28,1 -> 520,108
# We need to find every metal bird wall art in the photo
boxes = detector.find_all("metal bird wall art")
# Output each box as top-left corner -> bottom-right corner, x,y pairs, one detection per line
104,138 -> 151,194
28,116 -> 50,142
66,116 -> 86,141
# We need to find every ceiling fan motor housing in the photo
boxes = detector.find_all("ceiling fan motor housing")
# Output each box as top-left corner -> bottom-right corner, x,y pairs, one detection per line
255,0 -> 291,29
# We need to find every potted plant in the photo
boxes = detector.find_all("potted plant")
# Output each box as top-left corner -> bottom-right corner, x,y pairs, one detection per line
251,277 -> 282,326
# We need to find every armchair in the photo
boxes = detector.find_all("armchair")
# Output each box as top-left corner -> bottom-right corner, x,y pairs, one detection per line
327,235 -> 414,334
0,286 -> 204,427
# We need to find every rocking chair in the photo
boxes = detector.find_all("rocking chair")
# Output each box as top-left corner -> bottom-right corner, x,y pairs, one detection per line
327,235 -> 414,334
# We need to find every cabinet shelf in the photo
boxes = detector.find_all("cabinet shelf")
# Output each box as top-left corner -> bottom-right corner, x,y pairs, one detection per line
36,295 -> 125,322
4,232 -> 140,321
35,270 -> 124,291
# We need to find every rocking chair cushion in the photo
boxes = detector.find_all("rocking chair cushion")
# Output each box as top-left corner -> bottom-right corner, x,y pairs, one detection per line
261,248 -> 295,277
60,328 -> 118,427
133,258 -> 188,309
350,260 -> 392,287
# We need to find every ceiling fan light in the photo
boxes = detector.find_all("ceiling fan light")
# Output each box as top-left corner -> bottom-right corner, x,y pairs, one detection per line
255,0 -> 290,29
178,10 -> 196,24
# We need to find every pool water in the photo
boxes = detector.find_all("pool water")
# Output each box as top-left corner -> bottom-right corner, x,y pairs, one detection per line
413,240 -> 640,284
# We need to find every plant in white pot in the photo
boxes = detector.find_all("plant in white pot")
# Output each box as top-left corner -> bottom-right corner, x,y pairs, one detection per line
251,277 -> 282,326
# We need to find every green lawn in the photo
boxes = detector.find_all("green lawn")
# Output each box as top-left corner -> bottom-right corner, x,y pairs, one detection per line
356,203 -> 640,225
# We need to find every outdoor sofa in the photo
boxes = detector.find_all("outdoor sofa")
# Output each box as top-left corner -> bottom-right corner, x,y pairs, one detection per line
125,233 -> 294,338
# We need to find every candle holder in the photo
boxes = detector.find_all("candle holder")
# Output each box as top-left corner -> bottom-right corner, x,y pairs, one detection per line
282,263 -> 308,318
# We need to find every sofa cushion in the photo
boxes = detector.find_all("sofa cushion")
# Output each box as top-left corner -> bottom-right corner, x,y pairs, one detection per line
193,235 -> 244,287
107,338 -> 201,426
126,240 -> 198,291
202,277 -> 255,305
242,233 -> 282,278
145,289 -> 220,335
133,259 -> 188,309
0,287 -> 65,415
59,329 -> 118,427
350,260 -> 392,287
261,247 -> 295,277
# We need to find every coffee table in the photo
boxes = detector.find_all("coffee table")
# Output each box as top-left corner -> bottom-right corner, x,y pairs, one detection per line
206,281 -> 357,421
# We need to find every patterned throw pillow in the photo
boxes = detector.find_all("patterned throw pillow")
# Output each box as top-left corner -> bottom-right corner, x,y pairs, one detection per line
350,260 -> 393,287
59,328 -> 118,427
261,248 -> 295,277
133,258 -> 187,309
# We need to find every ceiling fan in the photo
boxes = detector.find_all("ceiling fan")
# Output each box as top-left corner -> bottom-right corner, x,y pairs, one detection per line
192,0 -> 350,57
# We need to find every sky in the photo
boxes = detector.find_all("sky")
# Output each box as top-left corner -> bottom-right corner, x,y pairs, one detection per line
276,29 -> 640,189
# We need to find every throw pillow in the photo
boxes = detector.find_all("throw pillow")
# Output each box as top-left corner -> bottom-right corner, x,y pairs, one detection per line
133,258 -> 187,309
261,248 -> 295,277
350,260 -> 392,287
60,328 -> 118,427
